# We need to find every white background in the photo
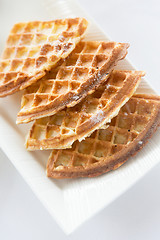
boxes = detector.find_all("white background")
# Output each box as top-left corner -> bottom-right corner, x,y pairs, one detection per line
0,0 -> 160,239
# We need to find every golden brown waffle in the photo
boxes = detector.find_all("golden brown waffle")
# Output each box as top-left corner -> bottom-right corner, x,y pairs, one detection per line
17,41 -> 129,124
0,18 -> 88,97
26,70 -> 144,150
46,94 -> 160,178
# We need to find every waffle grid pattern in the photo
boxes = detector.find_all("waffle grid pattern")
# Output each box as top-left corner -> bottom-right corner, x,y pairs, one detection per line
29,71 -> 128,140
48,96 -> 159,172
0,18 -> 88,96
17,41 -> 129,123
26,70 -> 143,149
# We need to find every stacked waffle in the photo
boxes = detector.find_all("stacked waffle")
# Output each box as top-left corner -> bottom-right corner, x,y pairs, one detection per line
1,18 -> 160,179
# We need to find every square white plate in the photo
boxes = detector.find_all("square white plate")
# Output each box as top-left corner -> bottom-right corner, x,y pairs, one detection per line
0,0 -> 160,234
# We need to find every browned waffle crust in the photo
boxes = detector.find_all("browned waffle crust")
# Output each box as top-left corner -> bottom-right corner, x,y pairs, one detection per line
0,18 -> 88,97
46,94 -> 160,178
17,41 -> 129,124
26,70 -> 144,150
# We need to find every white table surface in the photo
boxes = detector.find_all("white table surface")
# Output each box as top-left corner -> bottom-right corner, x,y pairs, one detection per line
0,0 -> 160,239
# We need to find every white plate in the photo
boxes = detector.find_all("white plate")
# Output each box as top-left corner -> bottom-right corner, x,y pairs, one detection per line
0,0 -> 160,234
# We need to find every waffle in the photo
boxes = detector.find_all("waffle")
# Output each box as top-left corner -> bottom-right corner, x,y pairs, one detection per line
0,18 -> 88,97
26,70 -> 144,150
46,94 -> 160,178
17,41 -> 129,124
